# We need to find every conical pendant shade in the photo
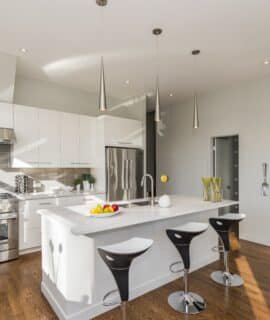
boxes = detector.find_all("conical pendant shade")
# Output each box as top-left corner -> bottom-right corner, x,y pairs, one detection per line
193,94 -> 199,129
99,56 -> 107,112
154,80 -> 161,122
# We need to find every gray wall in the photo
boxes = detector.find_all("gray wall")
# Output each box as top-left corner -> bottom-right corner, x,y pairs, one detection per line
157,76 -> 270,246
14,75 -> 104,116
0,52 -> 16,103
14,75 -> 145,121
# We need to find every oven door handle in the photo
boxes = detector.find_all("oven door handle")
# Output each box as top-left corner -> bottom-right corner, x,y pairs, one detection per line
0,217 -> 17,223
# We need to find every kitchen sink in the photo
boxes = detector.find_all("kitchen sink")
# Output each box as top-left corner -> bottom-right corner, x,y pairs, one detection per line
120,200 -> 158,208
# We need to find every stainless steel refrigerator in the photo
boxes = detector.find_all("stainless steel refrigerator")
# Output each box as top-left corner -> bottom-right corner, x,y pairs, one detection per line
106,147 -> 144,202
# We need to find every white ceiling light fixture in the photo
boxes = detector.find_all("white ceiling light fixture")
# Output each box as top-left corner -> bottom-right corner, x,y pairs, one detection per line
20,48 -> 28,54
169,93 -> 173,97
153,28 -> 162,122
192,49 -> 201,129
264,60 -> 270,65
97,0 -> 108,112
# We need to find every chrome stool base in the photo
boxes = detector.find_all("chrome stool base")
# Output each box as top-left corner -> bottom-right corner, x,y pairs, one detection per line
168,291 -> 206,315
211,270 -> 244,287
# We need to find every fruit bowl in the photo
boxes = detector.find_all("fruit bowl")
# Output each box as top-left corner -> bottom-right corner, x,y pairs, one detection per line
89,209 -> 121,218
89,204 -> 121,218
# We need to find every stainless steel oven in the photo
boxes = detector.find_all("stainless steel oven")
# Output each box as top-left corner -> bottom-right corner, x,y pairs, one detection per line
0,194 -> 18,262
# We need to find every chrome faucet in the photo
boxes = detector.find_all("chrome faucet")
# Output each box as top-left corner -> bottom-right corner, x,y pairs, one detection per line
141,174 -> 155,207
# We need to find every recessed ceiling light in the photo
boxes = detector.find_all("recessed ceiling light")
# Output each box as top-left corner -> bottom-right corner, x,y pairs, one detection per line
125,80 -> 130,85
169,93 -> 173,97
20,48 -> 28,54
264,60 -> 269,65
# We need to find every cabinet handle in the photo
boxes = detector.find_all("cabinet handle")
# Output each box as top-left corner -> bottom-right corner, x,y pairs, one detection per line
38,202 -> 53,206
71,162 -> 91,165
117,141 -> 133,145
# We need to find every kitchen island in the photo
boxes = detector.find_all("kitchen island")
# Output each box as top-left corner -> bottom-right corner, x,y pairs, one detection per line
38,195 -> 238,320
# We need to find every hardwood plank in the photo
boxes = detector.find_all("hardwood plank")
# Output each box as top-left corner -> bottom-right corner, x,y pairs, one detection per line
0,240 -> 269,320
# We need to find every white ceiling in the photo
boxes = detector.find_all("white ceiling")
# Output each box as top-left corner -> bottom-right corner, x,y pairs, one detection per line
1,0 -> 270,106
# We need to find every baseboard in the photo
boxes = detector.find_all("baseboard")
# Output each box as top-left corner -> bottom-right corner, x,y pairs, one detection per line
240,234 -> 270,247
42,252 -> 218,320
19,247 -> 41,256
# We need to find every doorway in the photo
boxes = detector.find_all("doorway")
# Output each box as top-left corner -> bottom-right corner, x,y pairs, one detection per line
212,135 -> 239,249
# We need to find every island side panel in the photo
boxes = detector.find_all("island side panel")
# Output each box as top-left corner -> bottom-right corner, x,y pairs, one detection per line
41,214 -> 95,320
89,208 -> 219,318
40,208 -> 219,320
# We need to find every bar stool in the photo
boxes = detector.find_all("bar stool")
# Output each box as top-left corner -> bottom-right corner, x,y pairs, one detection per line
209,213 -> 246,287
166,222 -> 209,315
98,237 -> 153,320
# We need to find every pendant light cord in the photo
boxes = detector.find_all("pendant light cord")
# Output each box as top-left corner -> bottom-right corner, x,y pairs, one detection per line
155,35 -> 159,86
100,6 -> 104,58
193,53 -> 197,97
192,50 -> 200,97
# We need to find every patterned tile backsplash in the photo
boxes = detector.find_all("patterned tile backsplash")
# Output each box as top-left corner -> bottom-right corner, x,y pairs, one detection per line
0,168 -> 92,193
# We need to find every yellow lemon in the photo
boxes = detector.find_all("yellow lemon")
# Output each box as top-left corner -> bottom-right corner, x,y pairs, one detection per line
96,207 -> 103,214
160,175 -> 169,183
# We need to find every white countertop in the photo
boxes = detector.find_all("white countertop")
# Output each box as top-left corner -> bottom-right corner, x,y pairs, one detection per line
15,190 -> 105,201
38,195 -> 238,236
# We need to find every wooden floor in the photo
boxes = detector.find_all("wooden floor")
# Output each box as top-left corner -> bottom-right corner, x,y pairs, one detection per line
0,240 -> 270,320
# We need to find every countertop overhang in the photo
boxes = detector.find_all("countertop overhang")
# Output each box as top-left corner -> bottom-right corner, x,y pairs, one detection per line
38,195 -> 238,236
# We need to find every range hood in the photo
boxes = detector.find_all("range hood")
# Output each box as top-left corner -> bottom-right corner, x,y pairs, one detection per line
0,128 -> 16,144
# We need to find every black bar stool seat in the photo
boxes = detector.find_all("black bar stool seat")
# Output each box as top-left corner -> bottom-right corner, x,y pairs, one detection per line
98,237 -> 153,320
167,222 -> 208,315
210,213 -> 246,287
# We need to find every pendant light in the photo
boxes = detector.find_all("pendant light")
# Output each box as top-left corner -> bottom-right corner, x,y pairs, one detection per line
97,0 -> 108,112
153,28 -> 162,122
192,49 -> 200,129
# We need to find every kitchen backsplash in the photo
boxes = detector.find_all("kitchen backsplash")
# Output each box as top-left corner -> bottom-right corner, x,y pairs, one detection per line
0,168 -> 92,193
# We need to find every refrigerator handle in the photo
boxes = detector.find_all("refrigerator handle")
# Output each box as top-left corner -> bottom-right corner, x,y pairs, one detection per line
128,160 -> 133,189
123,159 -> 129,190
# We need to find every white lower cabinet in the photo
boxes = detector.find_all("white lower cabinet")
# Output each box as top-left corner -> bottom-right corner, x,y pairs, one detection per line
18,195 -> 104,253
19,199 -> 57,252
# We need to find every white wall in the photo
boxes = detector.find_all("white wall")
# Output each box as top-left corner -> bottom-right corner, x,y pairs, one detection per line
14,76 -> 106,116
157,76 -> 270,246
14,75 -> 145,121
0,52 -> 16,103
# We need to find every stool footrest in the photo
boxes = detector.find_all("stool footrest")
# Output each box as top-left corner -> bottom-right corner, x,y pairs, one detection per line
169,261 -> 184,274
211,270 -> 244,287
103,289 -> 121,307
211,245 -> 224,253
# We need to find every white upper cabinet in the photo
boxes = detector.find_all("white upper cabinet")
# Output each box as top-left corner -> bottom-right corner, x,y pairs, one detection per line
101,115 -> 144,148
13,106 -> 98,168
13,105 -> 39,168
13,105 -> 61,168
60,112 -> 80,167
60,113 -> 97,167
78,115 -> 97,167
0,102 -> 13,128
38,109 -> 60,167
